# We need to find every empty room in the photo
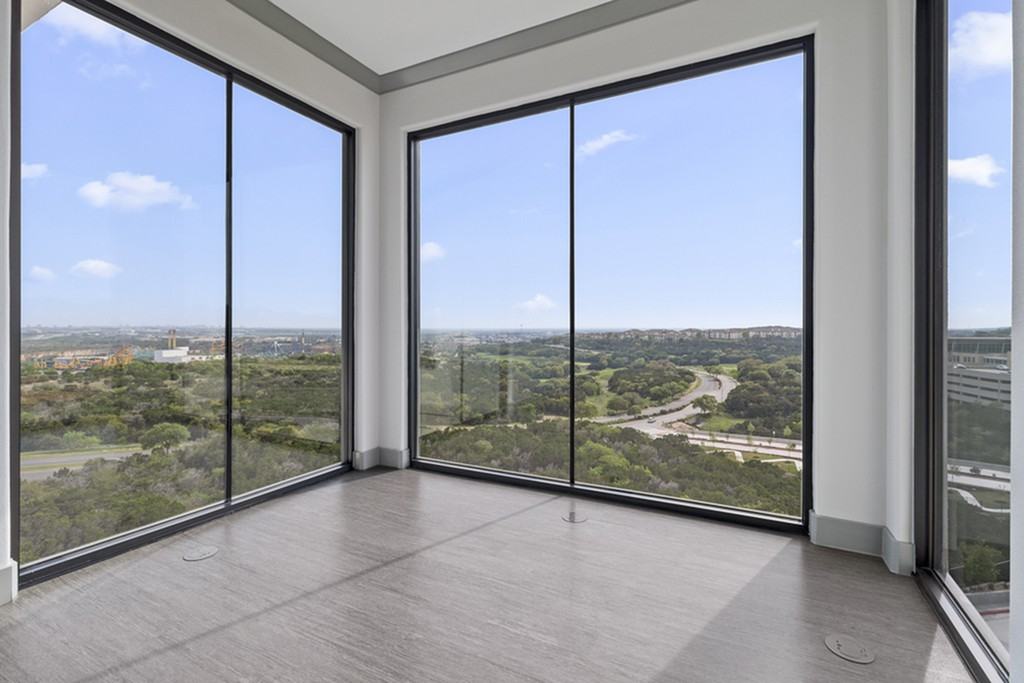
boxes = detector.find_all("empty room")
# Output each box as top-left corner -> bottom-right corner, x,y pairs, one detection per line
0,0 -> 1019,681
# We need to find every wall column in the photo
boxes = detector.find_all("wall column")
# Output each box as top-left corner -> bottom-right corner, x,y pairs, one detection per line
0,0 -> 18,606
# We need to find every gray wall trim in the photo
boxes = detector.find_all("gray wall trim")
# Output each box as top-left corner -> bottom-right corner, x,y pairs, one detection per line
223,0 -> 380,92
882,526 -> 916,576
352,448 -> 380,471
380,448 -> 411,469
809,510 -> 883,558
222,0 -> 697,94
377,0 -> 699,92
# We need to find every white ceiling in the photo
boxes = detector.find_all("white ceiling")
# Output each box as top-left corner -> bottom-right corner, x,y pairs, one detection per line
267,0 -> 615,74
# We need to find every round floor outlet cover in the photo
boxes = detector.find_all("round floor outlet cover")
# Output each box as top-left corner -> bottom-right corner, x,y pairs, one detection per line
562,511 -> 587,523
183,545 -> 218,562
824,633 -> 875,664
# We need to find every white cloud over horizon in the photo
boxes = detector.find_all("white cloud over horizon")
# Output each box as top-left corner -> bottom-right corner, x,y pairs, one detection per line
71,259 -> 121,279
42,3 -> 144,49
421,241 -> 446,262
949,11 -> 1011,76
29,266 -> 55,282
516,293 -> 556,312
22,163 -> 48,179
949,154 -> 1004,188
577,130 -> 638,157
79,172 -> 195,211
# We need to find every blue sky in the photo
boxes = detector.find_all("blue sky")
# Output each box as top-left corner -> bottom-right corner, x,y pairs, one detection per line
420,55 -> 803,330
421,1 -> 1013,332
21,4 -> 342,329
947,0 -> 1012,330
22,3 -> 1010,332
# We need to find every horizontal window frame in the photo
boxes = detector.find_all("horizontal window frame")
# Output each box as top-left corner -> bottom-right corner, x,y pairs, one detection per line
407,35 -> 815,532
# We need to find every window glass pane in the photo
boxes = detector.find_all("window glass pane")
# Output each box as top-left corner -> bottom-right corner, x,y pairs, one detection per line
573,55 -> 805,516
20,3 -> 226,562
417,110 -> 571,480
944,0 -> 1012,658
231,84 -> 345,495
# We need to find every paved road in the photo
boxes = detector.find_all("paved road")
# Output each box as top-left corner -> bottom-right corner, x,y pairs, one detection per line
21,447 -> 140,481
949,487 -> 1010,514
687,433 -> 803,460
599,371 -> 738,435
947,473 -> 1010,493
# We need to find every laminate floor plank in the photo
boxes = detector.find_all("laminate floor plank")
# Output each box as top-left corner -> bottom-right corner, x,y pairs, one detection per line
0,469 -> 973,682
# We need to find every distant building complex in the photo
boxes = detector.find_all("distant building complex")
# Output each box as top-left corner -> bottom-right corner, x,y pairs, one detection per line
947,336 -> 1010,409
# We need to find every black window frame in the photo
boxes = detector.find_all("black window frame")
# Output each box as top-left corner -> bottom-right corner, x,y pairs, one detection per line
407,35 -> 815,534
914,0 -> 1011,680
9,0 -> 357,587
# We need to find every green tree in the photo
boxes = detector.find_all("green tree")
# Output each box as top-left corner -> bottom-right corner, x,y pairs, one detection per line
140,423 -> 191,451
692,395 -> 719,415
962,543 -> 1002,586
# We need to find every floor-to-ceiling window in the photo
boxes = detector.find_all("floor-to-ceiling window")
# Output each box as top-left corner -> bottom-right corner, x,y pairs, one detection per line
17,1 -> 352,576
918,0 -> 1011,677
925,0 -> 1011,671
231,83 -> 346,495
412,39 -> 811,524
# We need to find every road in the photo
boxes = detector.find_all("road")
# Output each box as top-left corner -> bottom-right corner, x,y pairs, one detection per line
598,371 -> 738,435
950,487 -> 1010,514
686,432 -> 803,460
967,590 -> 1010,650
20,446 -> 140,481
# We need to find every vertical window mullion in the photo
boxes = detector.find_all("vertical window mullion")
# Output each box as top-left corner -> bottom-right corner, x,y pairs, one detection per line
225,74 -> 234,504
569,101 -> 576,488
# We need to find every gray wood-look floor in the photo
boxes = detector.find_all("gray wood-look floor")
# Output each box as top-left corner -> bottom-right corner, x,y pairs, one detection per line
0,469 -> 971,682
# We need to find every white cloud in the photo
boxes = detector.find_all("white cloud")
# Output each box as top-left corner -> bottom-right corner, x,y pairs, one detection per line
78,59 -> 135,81
42,3 -> 144,48
949,11 -> 1011,75
577,130 -> 638,157
516,294 -> 556,312
78,172 -> 195,211
29,266 -> 55,282
421,241 -> 446,262
71,259 -> 121,279
949,154 -> 1004,188
21,163 -> 48,179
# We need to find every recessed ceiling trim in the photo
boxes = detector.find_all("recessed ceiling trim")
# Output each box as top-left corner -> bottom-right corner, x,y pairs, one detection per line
224,0 -> 381,91
377,0 -> 698,92
225,0 -> 698,94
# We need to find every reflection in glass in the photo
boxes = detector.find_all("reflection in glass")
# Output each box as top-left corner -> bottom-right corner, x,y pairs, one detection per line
417,109 -> 571,479
943,0 -> 1012,657
231,84 -> 345,495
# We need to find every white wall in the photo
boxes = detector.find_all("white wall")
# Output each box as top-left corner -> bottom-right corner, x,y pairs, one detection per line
0,0 -> 15,605
884,0 -> 917,573
379,0 -> 910,544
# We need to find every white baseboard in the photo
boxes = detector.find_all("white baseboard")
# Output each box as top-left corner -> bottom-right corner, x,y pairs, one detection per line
0,559 -> 18,605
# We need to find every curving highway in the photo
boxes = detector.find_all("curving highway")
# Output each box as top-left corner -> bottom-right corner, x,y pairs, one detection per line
595,370 -> 737,435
